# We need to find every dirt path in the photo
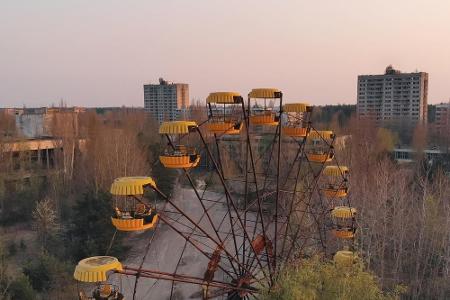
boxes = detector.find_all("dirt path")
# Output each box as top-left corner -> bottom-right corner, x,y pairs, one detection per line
110,186 -> 231,299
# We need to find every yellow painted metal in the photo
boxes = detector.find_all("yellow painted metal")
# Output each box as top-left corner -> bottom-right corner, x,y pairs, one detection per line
333,229 -> 355,239
306,152 -> 333,163
159,121 -> 198,134
283,103 -> 310,113
323,187 -> 348,198
160,154 -> 200,169
111,214 -> 159,231
249,88 -> 281,99
331,206 -> 357,218
206,122 -> 242,135
334,250 -> 357,267
207,92 -> 242,104
307,130 -> 334,139
282,127 -> 308,137
74,256 -> 122,282
249,114 -> 278,126
323,166 -> 349,177
110,176 -> 156,196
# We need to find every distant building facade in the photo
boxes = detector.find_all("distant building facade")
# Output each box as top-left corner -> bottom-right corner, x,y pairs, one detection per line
144,78 -> 189,123
0,107 -> 85,196
357,65 -> 428,126
435,102 -> 450,135
393,147 -> 445,163
15,107 -> 83,139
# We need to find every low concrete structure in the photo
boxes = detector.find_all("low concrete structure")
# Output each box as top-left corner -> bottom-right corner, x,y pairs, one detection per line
14,107 -> 84,139
393,148 -> 445,163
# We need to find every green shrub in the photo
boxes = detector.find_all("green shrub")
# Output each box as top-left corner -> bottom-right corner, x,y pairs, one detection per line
7,242 -> 17,256
263,256 -> 404,300
7,275 -> 36,300
0,179 -> 46,225
23,253 -> 71,292
19,239 -> 27,251
150,159 -> 177,198
66,190 -> 128,261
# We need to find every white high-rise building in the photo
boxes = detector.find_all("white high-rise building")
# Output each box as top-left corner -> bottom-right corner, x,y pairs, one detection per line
144,78 -> 189,123
357,65 -> 428,126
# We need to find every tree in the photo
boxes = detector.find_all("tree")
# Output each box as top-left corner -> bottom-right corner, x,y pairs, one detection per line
7,275 -> 35,300
23,252 -> 73,295
32,197 -> 59,251
0,178 -> 46,225
0,111 -> 16,138
0,241 -> 11,299
412,124 -> 427,158
376,128 -> 397,153
66,190 -> 127,261
263,256 -> 404,300
74,109 -> 151,194
345,118 -> 450,299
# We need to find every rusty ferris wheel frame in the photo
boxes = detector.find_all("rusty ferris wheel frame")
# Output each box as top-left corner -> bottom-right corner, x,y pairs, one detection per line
109,90 -> 350,300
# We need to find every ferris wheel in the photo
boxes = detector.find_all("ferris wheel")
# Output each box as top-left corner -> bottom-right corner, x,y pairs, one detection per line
74,89 -> 358,300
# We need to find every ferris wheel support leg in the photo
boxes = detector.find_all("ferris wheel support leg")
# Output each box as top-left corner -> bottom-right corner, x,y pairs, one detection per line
242,97 -> 274,284
156,213 -> 241,282
158,135 -> 271,286
162,134 -> 241,276
195,126 -> 273,286
274,93 -> 283,273
281,130 -> 336,265
278,126 -> 309,268
241,98 -> 275,282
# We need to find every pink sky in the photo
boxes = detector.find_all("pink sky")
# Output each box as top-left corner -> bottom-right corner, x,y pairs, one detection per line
1,0 -> 450,107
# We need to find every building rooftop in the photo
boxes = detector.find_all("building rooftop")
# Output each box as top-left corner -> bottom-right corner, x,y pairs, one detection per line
358,65 -> 426,77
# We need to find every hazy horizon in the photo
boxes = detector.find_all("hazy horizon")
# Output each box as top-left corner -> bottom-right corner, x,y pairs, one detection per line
2,0 -> 450,108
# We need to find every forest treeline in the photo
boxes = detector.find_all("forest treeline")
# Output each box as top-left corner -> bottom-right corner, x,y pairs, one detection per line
337,118 -> 449,299
0,108 -> 449,299
0,110 -> 177,299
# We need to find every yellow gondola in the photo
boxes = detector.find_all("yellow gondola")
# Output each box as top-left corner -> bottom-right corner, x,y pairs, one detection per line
74,256 -> 123,282
305,130 -> 334,163
249,112 -> 279,126
74,256 -> 125,300
306,152 -> 334,163
159,121 -> 200,169
333,250 -> 361,272
111,212 -> 159,232
333,229 -> 356,239
323,187 -> 348,198
206,92 -> 243,135
323,165 -> 349,177
331,206 -> 357,218
331,206 -> 357,239
282,127 -> 308,137
159,153 -> 200,169
282,103 -> 311,137
249,88 -> 281,126
322,166 -> 349,198
307,130 -> 334,140
334,250 -> 358,268
110,177 -> 159,232
206,122 -> 243,135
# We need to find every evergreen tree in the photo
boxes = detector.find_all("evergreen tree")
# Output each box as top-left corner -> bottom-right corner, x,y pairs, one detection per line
66,191 -> 127,260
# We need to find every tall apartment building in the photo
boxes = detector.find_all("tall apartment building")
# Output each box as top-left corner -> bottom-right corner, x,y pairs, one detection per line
435,102 -> 450,135
144,78 -> 189,123
357,65 -> 428,126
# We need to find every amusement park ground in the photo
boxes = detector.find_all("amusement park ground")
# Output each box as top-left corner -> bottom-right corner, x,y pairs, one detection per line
112,186 -> 232,299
